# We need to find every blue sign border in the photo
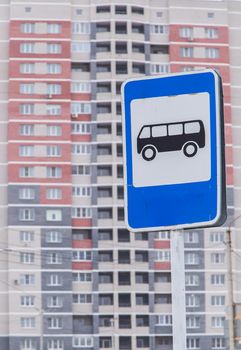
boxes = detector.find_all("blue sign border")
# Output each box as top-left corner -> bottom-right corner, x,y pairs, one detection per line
122,70 -> 226,231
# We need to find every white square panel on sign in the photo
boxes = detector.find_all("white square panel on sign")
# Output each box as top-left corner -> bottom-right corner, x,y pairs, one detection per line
131,92 -> 211,187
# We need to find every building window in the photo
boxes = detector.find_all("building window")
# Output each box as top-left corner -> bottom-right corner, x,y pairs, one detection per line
136,337 -> 149,348
155,294 -> 171,304
73,336 -> 93,348
72,186 -> 91,197
186,294 -> 200,307
47,339 -> 64,350
185,274 -> 200,286
71,123 -> 91,134
19,188 -> 35,200
205,28 -> 218,39
116,62 -> 128,74
19,208 -> 35,221
150,25 -> 168,34
47,125 -> 62,136
19,145 -> 34,157
20,252 -> 34,264
211,274 -> 225,285
211,296 -> 225,306
46,167 -> 62,178
210,232 -> 224,243
72,22 -> 90,34
180,27 -> 193,38
98,208 -> 112,219
47,317 -> 63,329
132,23 -> 144,34
155,250 -> 171,262
185,253 -> 199,265
136,294 -> 149,305
155,231 -> 171,240
71,82 -> 91,93
72,272 -> 92,283
47,84 -> 62,95
211,253 -> 225,264
72,250 -> 92,261
71,42 -> 90,52
156,315 -> 172,325
71,102 -> 91,114
20,231 -> 34,242
21,317 -> 36,329
19,167 -> 34,178
208,12 -> 215,18
72,144 -> 91,154
20,104 -> 34,115
45,231 -> 62,243
20,274 -> 35,285
46,188 -> 62,200
186,316 -> 200,329
97,165 -> 112,176
47,145 -> 61,157
47,43 -> 61,54
99,338 -> 112,349
96,62 -> 111,72
96,23 -> 111,33
20,43 -> 35,53
150,63 -> 170,75
187,338 -> 200,349
136,315 -> 149,327
184,231 -> 199,243
46,210 -> 62,222
47,23 -> 61,34
99,272 -> 113,283
20,296 -> 35,307
72,207 -> 92,218
211,316 -> 225,328
205,48 -> 219,59
73,294 -> 92,304
212,338 -> 225,349
72,165 -> 91,175
131,6 -> 144,15
115,5 -> 127,14
47,63 -> 61,74
20,339 -> 36,350
180,47 -> 194,58
20,83 -> 34,94
96,6 -> 110,13
46,104 -> 61,115
47,296 -> 63,308
47,274 -> 63,286
47,252 -> 62,264
19,124 -> 34,136
20,63 -> 35,74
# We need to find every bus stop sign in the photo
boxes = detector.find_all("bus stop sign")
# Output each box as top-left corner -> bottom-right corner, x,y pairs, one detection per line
121,70 -> 226,231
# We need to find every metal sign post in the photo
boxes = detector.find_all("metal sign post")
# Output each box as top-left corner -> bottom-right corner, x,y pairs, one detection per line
170,230 -> 186,350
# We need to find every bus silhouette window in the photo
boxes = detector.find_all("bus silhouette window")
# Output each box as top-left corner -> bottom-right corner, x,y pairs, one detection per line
152,125 -> 167,137
137,120 -> 205,161
184,122 -> 200,134
168,124 -> 183,136
139,126 -> 150,139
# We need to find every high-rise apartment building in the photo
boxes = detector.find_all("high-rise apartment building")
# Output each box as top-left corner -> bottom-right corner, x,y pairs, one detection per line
0,0 -> 241,349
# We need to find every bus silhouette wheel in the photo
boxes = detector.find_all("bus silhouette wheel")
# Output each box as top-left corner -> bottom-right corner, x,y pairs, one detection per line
142,145 -> 157,161
183,141 -> 198,158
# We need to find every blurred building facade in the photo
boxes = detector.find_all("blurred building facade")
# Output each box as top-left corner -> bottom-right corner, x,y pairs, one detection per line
0,0 -> 241,349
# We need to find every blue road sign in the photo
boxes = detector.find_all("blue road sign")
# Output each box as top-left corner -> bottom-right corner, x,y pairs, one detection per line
121,70 -> 226,231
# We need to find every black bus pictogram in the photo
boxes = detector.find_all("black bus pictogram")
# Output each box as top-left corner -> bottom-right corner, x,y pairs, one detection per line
137,120 -> 205,161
